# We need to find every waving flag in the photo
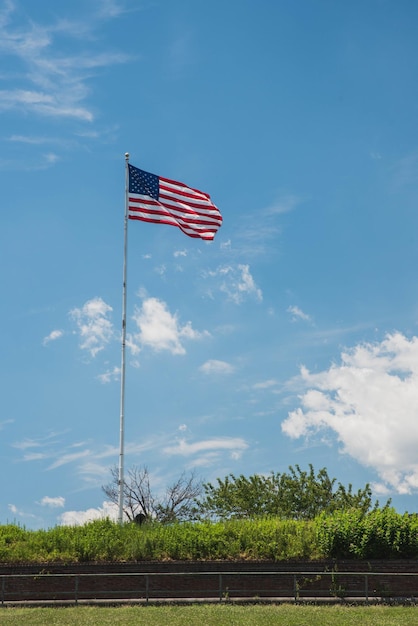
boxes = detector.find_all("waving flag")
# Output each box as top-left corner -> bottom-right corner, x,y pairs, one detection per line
128,164 -> 222,240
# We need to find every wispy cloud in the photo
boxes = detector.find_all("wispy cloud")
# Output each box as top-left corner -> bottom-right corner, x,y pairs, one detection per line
163,436 -> 249,461
174,249 -> 187,258
224,194 -> 303,259
70,297 -> 114,358
42,329 -> 63,345
12,431 -> 64,450
11,426 -> 249,500
96,0 -> 130,20
47,449 -> 91,470
8,503 -> 37,519
253,379 -> 279,390
263,193 -> 304,215
0,418 -> 13,431
287,305 -> 312,323
9,134 -> 54,144
97,365 -> 121,384
12,431 -> 172,488
23,452 -> 47,461
203,264 -> 262,304
199,359 -> 235,375
0,1 -> 131,122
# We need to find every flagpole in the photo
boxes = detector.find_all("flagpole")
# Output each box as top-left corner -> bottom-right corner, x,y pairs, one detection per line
118,152 -> 130,524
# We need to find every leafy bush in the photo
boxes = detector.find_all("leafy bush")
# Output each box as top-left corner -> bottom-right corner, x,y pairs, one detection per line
316,508 -> 418,559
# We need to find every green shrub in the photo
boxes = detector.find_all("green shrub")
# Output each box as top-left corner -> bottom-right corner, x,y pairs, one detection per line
316,508 -> 418,559
1,510 -> 418,563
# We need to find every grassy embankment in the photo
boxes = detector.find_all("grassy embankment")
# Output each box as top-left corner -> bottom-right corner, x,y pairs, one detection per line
1,508 -> 418,563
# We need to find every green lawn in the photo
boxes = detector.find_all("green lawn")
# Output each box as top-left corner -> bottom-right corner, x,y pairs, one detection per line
1,604 -> 418,625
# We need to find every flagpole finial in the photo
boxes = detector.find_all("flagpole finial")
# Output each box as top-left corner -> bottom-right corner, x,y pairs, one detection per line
125,152 -> 129,161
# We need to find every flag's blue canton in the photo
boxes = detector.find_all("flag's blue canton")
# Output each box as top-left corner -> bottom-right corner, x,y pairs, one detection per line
128,164 -> 159,200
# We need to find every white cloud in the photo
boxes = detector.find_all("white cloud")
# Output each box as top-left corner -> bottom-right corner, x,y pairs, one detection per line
205,264 -> 262,304
96,0 -> 129,19
39,496 -> 65,508
77,461 -> 110,484
43,152 -> 59,164
253,379 -> 279,390
9,134 -> 52,144
199,359 -> 235,375
70,297 -> 114,357
43,329 -> 63,345
0,418 -> 13,431
47,449 -> 91,470
13,431 -> 63,451
8,503 -> 37,519
131,296 -> 209,355
97,365 -> 121,384
287,305 -> 312,323
23,452 -> 47,461
58,501 -> 118,526
163,437 -> 248,458
13,438 -> 42,450
125,334 -> 141,356
282,332 -> 418,494
155,264 -> 166,276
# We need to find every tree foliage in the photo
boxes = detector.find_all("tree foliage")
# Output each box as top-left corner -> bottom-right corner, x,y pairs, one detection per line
197,464 -> 374,520
102,466 -> 202,524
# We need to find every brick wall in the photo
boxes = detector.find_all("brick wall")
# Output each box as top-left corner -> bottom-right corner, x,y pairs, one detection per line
2,560 -> 418,602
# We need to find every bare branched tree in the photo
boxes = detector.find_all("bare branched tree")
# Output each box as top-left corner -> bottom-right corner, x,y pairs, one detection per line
102,466 -> 155,522
156,471 -> 203,523
102,465 -> 202,523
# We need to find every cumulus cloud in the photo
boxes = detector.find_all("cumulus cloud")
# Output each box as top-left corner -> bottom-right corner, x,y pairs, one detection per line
130,296 -> 209,355
43,329 -> 63,345
199,359 -> 235,375
39,496 -> 65,508
282,332 -> 418,494
70,297 -> 114,357
58,501 -> 118,526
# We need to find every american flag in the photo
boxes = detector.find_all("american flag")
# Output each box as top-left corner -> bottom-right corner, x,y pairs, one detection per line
128,164 -> 222,240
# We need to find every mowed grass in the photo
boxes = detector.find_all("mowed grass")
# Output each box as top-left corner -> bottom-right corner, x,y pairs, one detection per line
1,604 -> 418,625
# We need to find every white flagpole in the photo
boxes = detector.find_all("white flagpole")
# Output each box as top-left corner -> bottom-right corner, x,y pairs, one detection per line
118,152 -> 130,524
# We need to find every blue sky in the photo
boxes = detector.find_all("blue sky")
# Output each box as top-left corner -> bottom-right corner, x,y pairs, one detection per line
2,0 -> 418,528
